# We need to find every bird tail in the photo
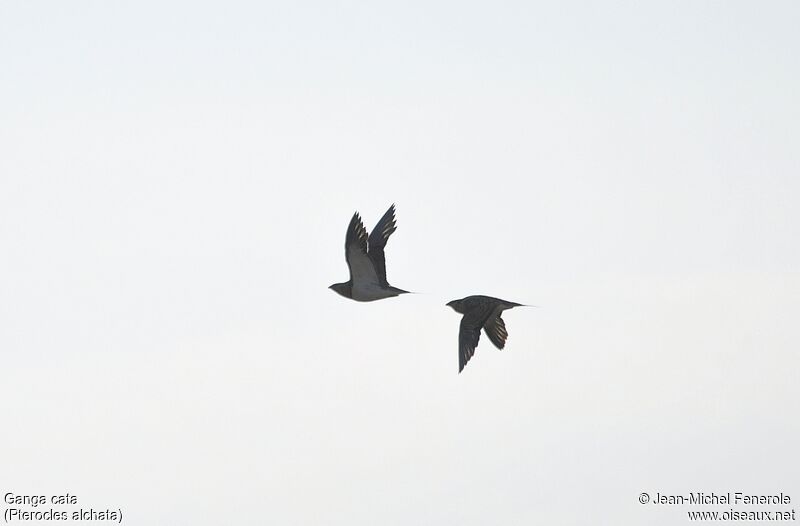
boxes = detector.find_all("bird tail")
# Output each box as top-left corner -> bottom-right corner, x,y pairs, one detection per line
507,301 -> 539,308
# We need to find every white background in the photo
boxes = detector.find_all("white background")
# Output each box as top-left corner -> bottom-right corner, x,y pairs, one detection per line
1,1 -> 798,524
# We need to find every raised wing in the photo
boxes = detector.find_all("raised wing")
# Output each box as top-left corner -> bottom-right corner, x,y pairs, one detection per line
367,204 -> 398,286
483,311 -> 508,349
345,212 -> 380,286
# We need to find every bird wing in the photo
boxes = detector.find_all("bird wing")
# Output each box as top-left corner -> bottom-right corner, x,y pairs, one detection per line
345,212 -> 380,286
366,204 -> 398,286
459,319 -> 481,373
458,301 -> 494,372
483,310 -> 508,349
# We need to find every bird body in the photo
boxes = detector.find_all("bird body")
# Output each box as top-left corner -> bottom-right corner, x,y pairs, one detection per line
446,295 -> 524,372
351,280 -> 408,302
329,204 -> 409,302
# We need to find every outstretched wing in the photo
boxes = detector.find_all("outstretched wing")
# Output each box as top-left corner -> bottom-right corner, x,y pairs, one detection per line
483,311 -> 508,349
458,301 -> 495,373
345,212 -> 380,286
367,204 -> 398,286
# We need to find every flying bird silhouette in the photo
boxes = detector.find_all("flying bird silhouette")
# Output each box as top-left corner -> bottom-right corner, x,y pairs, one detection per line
446,295 -> 525,373
329,204 -> 410,302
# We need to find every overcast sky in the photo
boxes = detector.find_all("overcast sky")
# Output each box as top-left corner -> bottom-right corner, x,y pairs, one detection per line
1,1 -> 798,524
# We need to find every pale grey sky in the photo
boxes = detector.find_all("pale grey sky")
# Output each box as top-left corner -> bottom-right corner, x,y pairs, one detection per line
1,1 -> 798,524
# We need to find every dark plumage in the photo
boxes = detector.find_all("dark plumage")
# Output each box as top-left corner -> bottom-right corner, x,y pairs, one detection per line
446,295 -> 525,373
329,204 -> 409,302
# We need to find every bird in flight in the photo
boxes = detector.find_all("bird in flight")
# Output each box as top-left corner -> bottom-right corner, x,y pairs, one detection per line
329,204 -> 410,302
446,295 -> 525,373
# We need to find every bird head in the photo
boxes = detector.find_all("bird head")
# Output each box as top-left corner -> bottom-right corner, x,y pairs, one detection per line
446,299 -> 464,313
328,282 -> 350,298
